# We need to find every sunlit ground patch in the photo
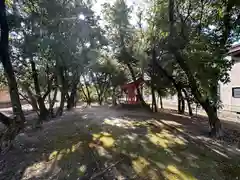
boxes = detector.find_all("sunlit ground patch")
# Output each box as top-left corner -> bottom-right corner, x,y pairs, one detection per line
132,156 -> 150,174
163,165 -> 197,180
48,142 -> 83,161
93,132 -> 115,147
147,129 -> 186,149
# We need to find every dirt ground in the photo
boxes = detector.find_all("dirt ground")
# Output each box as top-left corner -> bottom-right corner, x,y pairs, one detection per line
0,105 -> 240,180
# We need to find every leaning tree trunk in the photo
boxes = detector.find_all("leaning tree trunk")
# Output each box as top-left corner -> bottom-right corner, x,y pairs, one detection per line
168,0 -> 223,137
0,0 -> 25,128
174,51 -> 223,136
202,100 -> 222,137
20,84 -> 39,111
30,58 -> 48,121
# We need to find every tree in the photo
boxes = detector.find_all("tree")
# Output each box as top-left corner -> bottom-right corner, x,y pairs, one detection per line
102,0 -> 148,107
0,0 -> 25,134
146,0 -> 240,136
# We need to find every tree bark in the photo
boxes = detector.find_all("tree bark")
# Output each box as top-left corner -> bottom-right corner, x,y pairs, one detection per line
112,89 -> 117,106
20,84 -> 39,111
79,83 -> 89,104
182,88 -> 193,116
67,74 -> 79,110
30,58 -> 48,120
0,0 -> 25,129
177,90 -> 185,114
56,67 -> 67,116
181,96 -> 185,114
83,75 -> 91,105
159,93 -> 163,109
151,82 -> 157,112
49,88 -> 58,117
202,101 -> 223,137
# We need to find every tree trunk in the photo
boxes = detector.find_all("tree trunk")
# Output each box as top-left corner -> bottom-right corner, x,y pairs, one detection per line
177,89 -> 184,114
202,101 -> 223,137
159,94 -> 163,109
30,58 -> 48,121
0,0 -> 25,129
56,68 -> 67,116
181,97 -> 185,114
112,87 -> 117,106
182,89 -> 193,116
98,97 -> 103,105
24,87 -> 39,111
168,0 -> 224,137
67,77 -> 79,110
95,87 -> 102,105
83,75 -> 91,105
174,51 -> 222,136
49,88 -> 58,117
79,84 -> 89,104
19,83 -> 39,111
151,82 -> 157,112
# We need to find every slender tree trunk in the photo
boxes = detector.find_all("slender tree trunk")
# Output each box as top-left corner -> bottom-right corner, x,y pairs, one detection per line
182,89 -> 193,116
30,58 -> 48,121
49,88 -> 58,117
56,67 -> 67,116
151,81 -> 157,112
98,97 -> 103,105
181,97 -> 185,114
57,86 -> 66,116
67,75 -> 79,110
21,85 -> 39,111
159,94 -> 163,109
79,84 -> 88,104
112,87 -> 117,106
177,89 -> 184,114
83,75 -> 91,105
95,87 -> 102,105
0,0 -> 25,129
67,85 -> 77,110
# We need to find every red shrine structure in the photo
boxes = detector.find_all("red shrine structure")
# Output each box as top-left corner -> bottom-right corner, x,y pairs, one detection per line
121,77 -> 144,104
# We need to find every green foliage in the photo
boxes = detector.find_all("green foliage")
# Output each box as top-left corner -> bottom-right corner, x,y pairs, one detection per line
4,0 -> 239,111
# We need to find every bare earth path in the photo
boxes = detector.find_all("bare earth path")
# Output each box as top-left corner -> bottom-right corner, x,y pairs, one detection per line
0,106 -> 240,180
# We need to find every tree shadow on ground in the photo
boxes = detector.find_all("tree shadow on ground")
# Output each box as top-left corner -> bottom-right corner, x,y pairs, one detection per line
1,106 -> 240,180
153,109 -> 240,156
